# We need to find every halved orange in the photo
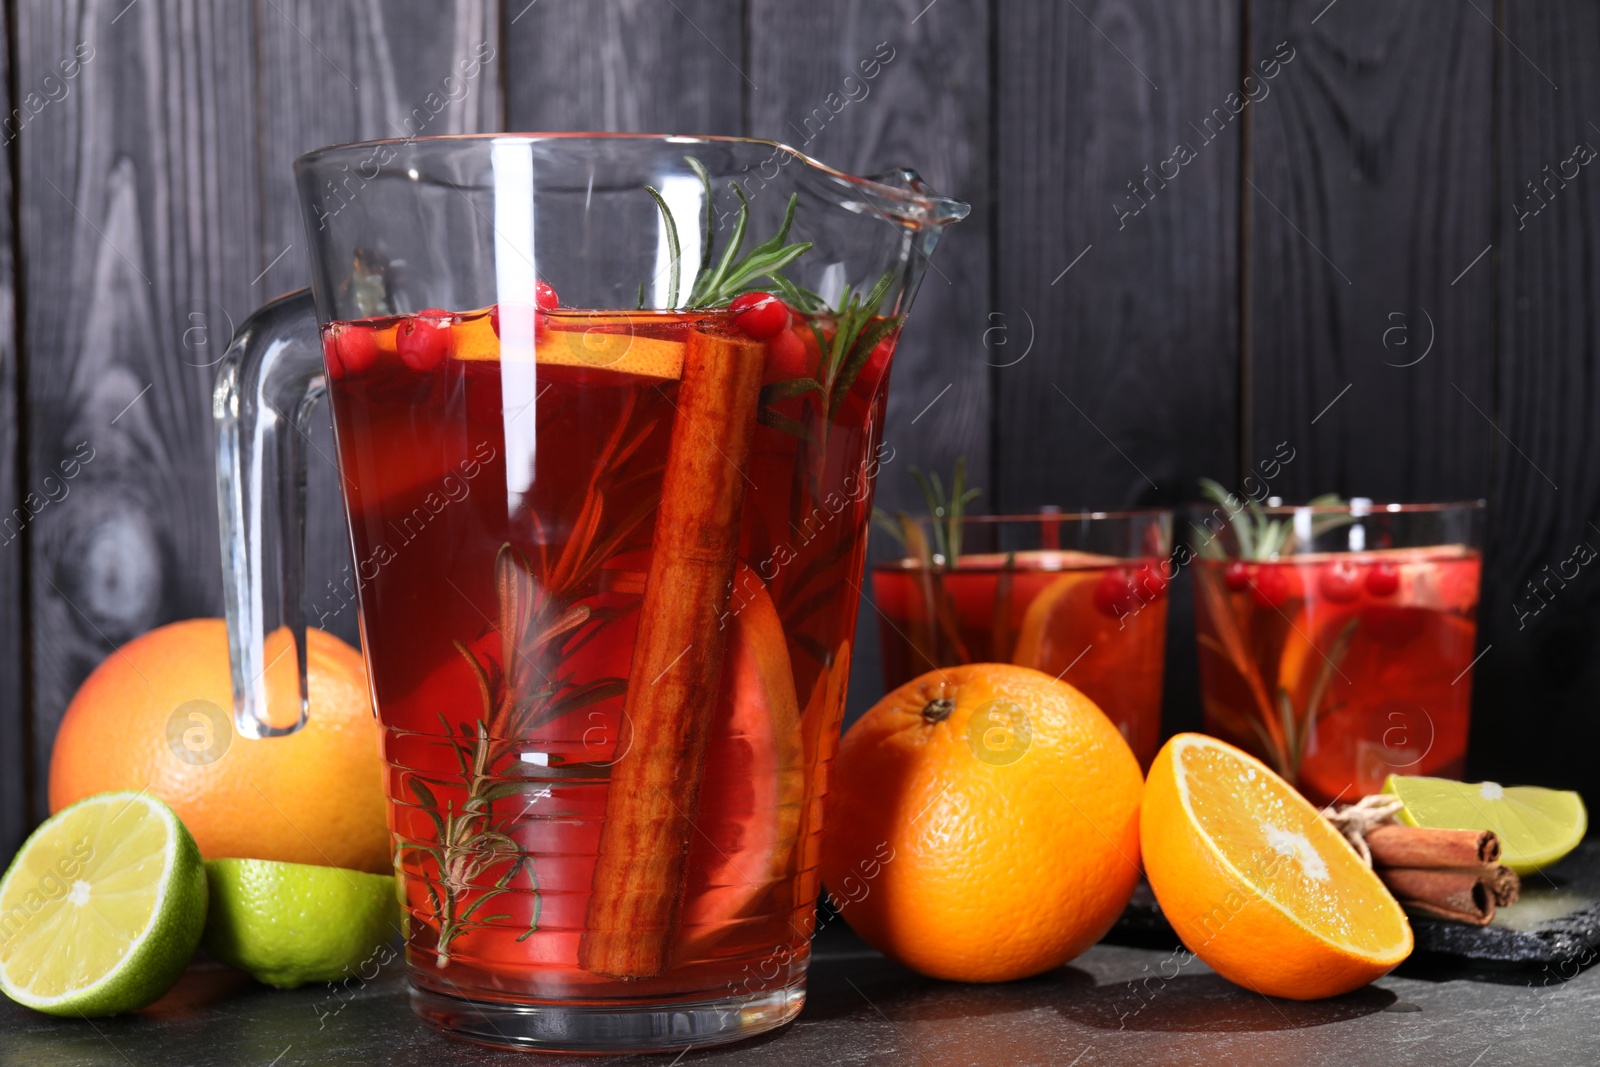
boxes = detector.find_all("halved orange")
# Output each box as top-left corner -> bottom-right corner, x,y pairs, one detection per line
1142,733 -> 1412,999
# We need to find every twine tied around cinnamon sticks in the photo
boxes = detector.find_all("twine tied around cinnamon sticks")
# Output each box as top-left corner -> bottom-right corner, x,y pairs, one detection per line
1321,794 -> 1520,926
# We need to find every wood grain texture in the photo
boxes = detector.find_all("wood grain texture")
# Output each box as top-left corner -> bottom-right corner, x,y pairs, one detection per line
1480,1 -> 1600,790
994,0 -> 1239,514
994,0 -> 1239,736
505,0 -> 743,133
17,1 -> 504,812
1247,2 -> 1495,502
254,0 -> 502,648
18,1 -> 262,811
0,15 -> 28,861
749,0 -> 990,518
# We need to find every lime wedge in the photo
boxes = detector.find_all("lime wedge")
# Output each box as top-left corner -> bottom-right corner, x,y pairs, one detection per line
202,858 -> 399,989
0,792 -> 207,1016
1383,775 -> 1588,875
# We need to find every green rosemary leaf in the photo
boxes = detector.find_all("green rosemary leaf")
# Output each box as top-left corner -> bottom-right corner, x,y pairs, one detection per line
468,830 -> 519,855
949,457 -> 972,562
475,780 -> 548,804
644,184 -> 681,308
822,285 -> 858,386
1234,509 -> 1258,561
871,506 -> 908,547
809,320 -> 831,373
1307,493 -> 1354,543
691,182 -> 749,305
767,273 -> 825,314
437,712 -> 471,778
395,842 -> 443,863
760,377 -> 823,405
910,468 -> 950,562
458,887 -> 510,925
396,848 -> 445,917
522,861 -> 542,938
757,406 -> 813,442
533,604 -> 591,649
829,315 -> 902,409
747,191 -> 798,258
526,678 -> 628,730
859,269 -> 896,318
408,778 -> 438,810
685,155 -> 715,273
717,241 -> 814,296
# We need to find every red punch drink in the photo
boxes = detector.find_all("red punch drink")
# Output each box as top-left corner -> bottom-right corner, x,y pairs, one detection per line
1190,501 -> 1485,806
324,303 -> 893,1005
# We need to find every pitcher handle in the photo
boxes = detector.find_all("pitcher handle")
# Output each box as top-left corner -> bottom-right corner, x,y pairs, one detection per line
213,289 -> 327,739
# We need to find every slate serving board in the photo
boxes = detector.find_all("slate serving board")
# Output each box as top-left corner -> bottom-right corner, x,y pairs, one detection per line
1108,839 -> 1600,971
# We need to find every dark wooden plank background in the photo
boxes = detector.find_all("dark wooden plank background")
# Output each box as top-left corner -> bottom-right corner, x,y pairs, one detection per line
0,12 -> 26,862
4,0 -> 1599,860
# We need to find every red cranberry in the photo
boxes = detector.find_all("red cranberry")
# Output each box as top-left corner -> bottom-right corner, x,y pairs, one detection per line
321,331 -> 345,380
1093,568 -> 1137,618
1365,561 -> 1401,597
536,279 -> 560,310
852,334 -> 897,399
1223,561 -> 1252,592
396,310 -> 452,371
1317,559 -> 1363,603
729,292 -> 791,340
1249,565 -> 1291,608
489,304 -> 499,336
1131,562 -> 1170,601
332,323 -> 378,375
765,328 -> 810,382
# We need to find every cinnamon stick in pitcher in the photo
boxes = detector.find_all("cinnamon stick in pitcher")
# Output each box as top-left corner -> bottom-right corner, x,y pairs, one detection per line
1366,824 -> 1500,868
579,327 -> 765,980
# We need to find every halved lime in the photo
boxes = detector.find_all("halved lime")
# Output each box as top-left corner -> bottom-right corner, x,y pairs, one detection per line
0,792 -> 207,1016
1383,774 -> 1588,875
202,858 -> 399,989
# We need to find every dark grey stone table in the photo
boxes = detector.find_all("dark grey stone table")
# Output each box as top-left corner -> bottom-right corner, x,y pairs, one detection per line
5,917 -> 1599,1067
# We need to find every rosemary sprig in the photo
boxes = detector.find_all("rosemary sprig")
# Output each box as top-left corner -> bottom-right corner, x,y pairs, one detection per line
645,155 -> 814,309
407,396 -> 659,967
1196,478 -> 1348,560
871,459 -> 982,672
821,272 -> 901,416
873,458 -> 981,567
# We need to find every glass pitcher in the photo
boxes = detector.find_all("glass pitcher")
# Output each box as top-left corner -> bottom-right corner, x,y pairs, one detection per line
212,134 -> 966,1053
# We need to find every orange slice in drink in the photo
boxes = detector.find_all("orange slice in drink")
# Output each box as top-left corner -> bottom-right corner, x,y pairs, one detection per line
678,561 -> 806,951
1011,571 -> 1104,674
450,312 -> 686,379
587,553 -> 805,954
1142,733 -> 1412,999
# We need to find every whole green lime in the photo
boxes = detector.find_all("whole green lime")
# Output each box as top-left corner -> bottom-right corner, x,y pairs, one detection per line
202,858 -> 399,989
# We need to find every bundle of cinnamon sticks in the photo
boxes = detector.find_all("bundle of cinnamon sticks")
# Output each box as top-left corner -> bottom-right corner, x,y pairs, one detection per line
1366,824 -> 1520,926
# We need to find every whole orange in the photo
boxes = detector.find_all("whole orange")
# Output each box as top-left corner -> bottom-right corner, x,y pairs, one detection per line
820,663 -> 1143,982
48,619 -> 389,873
